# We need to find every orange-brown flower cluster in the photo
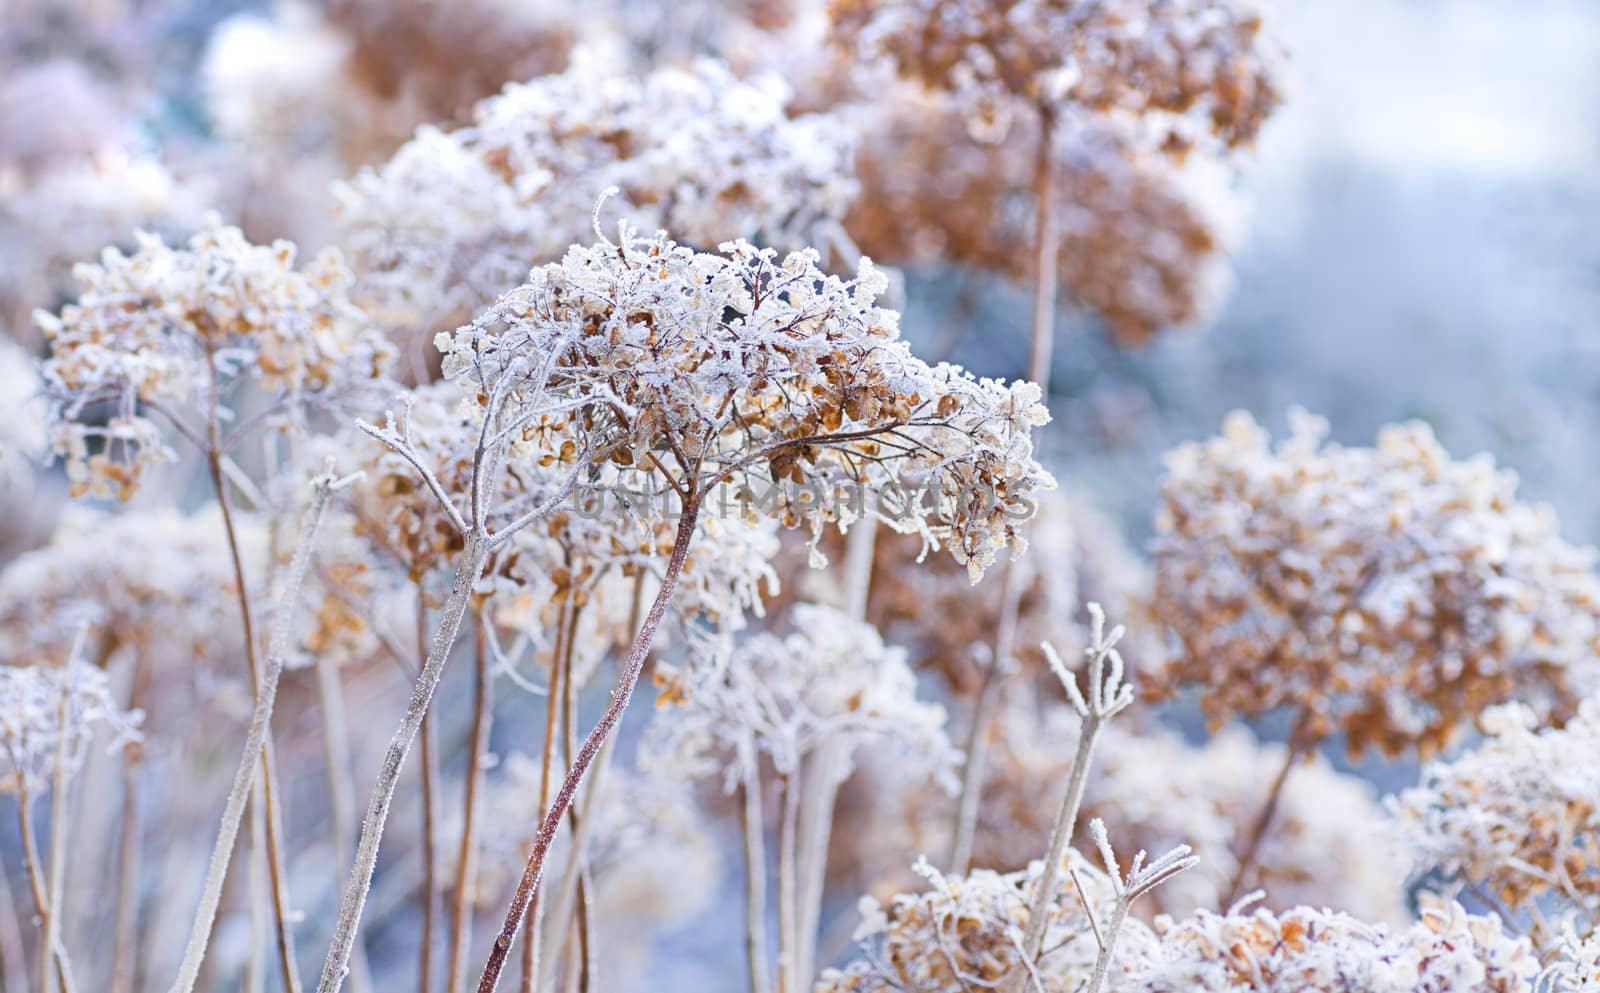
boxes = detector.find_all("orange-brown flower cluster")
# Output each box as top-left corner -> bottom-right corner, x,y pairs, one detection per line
1151,410 -> 1600,758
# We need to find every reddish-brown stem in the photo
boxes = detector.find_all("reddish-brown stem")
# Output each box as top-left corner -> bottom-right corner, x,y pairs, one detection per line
521,596 -> 573,993
1027,104 -> 1059,388
447,617 -> 494,993
476,495 -> 702,993
1223,710 -> 1314,908
558,629 -> 590,991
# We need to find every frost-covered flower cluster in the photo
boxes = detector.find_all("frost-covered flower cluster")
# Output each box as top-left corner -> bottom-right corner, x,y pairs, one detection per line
818,855 -> 1150,993
438,227 -> 1054,577
646,603 -> 959,790
0,505 -> 260,675
335,56 -> 856,336
830,0 -> 1282,149
0,656 -> 143,795
36,218 -> 393,498
1128,899 -> 1539,993
1389,701 -> 1600,936
1152,409 -> 1600,757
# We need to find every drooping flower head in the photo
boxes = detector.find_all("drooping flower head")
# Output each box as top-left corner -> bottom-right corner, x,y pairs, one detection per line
435,224 -> 1055,578
36,216 -> 394,498
1151,409 -> 1600,757
0,654 -> 143,796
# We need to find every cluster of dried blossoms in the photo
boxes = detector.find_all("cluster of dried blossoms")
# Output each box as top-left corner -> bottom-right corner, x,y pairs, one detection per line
1389,702 -> 1600,945
818,855 -> 1151,993
647,603 -> 958,788
0,653 -> 143,796
1129,899 -> 1539,993
437,226 -> 1055,575
36,217 -> 394,498
335,56 -> 857,341
855,706 -> 1405,924
827,0 -> 1279,343
1152,408 -> 1600,757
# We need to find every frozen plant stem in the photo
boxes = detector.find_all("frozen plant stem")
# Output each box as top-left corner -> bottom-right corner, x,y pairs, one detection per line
314,651 -> 371,993
776,771 -> 800,993
447,619 -> 494,993
1027,105 -> 1059,388
43,691 -> 73,993
1017,609 -> 1134,983
16,782 -> 69,993
417,589 -> 439,993
1223,709 -> 1313,908
109,748 -> 142,993
475,496 -> 703,993
202,335 -> 300,993
524,598 -> 573,993
740,769 -> 772,993
166,469 -> 354,993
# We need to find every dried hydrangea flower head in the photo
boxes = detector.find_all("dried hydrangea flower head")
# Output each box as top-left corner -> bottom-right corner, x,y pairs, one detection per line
0,505 -> 261,678
847,86 -> 1238,344
1128,898 -> 1539,993
829,0 -> 1282,150
1152,409 -> 1600,758
862,710 -> 1407,924
335,55 -> 857,339
35,216 -> 394,499
646,603 -> 959,790
1544,925 -> 1600,993
440,224 -> 1054,578
0,653 -> 143,796
818,854 -> 1154,993
1389,701 -> 1600,948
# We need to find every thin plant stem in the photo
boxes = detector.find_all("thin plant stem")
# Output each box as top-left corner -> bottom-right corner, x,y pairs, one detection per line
0,838 -> 26,993
1084,900 -> 1129,993
202,339 -> 300,993
43,691 -> 74,993
247,781 -> 268,993
558,626 -> 589,991
523,597 -> 573,993
534,735 -> 615,993
776,771 -> 799,993
16,786 -> 68,993
739,769 -> 771,993
1223,712 -> 1312,908
475,495 -> 703,993
317,535 -> 492,993
948,560 -> 1025,875
1019,713 -> 1104,967
447,617 -> 494,993
314,652 -> 371,993
1026,105 -> 1059,388
166,470 -> 346,993
417,588 -> 439,993
792,744 -> 844,986
109,748 -> 142,993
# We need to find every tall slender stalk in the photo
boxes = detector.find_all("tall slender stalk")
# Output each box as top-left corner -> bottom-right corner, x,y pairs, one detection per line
317,536 -> 491,993
1026,106 -> 1059,388
1223,710 -> 1312,907
314,652 -> 370,993
202,338 -> 300,993
43,691 -> 74,993
1018,714 -> 1102,966
558,639 -> 590,992
0,840 -> 27,993
417,590 -> 439,993
739,769 -> 771,993
475,496 -> 702,993
109,749 -> 142,993
775,771 -> 799,993
534,736 -> 615,993
166,470 -> 347,993
447,619 -> 494,993
523,597 -> 573,993
246,781 -> 268,993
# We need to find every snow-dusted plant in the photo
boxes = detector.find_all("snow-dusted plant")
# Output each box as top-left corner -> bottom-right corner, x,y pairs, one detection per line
0,654 -> 143,798
334,54 -> 857,340
36,216 -> 394,499
646,602 -> 960,993
1389,701 -> 1600,950
321,221 -> 1053,993
1128,898 -> 1538,993
1153,408 -> 1600,759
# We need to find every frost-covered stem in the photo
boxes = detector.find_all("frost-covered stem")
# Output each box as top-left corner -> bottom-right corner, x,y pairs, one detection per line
525,599 -> 573,993
447,619 -> 494,993
557,628 -> 590,991
948,561 -> 1024,875
841,508 -> 878,622
0,834 -> 26,993
794,744 -> 845,986
476,495 -> 702,993
740,768 -> 772,993
775,770 -> 800,993
318,535 -> 491,993
535,734 -> 617,993
1027,105 -> 1059,388
315,654 -> 370,993
1223,713 -> 1310,908
17,783 -> 68,993
109,750 -> 141,993
247,781 -> 269,993
43,692 -> 74,993
417,589 -> 439,993
1084,896 -> 1130,993
1019,712 -> 1103,966
167,470 -> 344,993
